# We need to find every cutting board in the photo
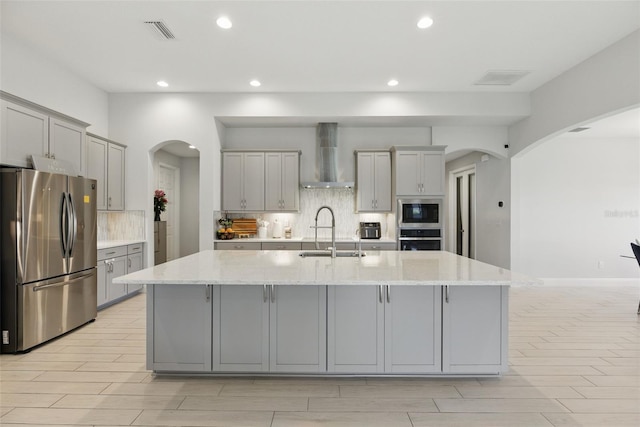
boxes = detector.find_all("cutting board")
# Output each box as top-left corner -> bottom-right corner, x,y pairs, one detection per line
231,218 -> 257,236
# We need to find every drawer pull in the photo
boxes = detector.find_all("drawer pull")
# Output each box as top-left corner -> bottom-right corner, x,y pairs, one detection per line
106,251 -> 116,255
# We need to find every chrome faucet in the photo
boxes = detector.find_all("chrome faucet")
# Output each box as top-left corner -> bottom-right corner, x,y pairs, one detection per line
313,206 -> 336,258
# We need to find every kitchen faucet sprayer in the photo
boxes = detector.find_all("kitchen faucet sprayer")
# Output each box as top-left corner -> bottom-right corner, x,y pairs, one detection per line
312,206 -> 336,258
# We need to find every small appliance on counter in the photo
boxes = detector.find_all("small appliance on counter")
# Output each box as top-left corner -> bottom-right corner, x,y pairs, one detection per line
359,222 -> 381,239
272,218 -> 283,238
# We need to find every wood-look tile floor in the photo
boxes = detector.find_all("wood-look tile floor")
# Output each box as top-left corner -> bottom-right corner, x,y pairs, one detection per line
1,284 -> 639,426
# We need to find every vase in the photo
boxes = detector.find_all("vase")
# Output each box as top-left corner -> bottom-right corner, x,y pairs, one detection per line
154,211 -> 161,221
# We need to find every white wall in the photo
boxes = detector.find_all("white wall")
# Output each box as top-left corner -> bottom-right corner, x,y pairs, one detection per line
445,152 -> 511,269
509,30 -> 640,156
511,137 -> 639,278
0,34 -> 109,135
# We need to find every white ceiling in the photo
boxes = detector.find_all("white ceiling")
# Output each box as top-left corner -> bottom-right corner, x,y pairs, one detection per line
1,1 -> 638,138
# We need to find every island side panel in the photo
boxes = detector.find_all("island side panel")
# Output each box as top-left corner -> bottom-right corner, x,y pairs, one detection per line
442,285 -> 509,375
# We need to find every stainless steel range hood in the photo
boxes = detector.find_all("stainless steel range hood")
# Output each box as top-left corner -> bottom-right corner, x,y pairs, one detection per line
301,123 -> 355,189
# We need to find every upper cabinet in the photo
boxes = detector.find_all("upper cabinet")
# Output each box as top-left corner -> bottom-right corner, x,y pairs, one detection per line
1,92 -> 89,175
393,146 -> 446,196
265,151 -> 300,211
222,151 -> 265,211
86,133 -> 126,211
355,151 -> 391,212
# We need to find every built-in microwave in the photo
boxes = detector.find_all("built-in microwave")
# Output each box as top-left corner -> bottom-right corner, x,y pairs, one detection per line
397,198 -> 443,229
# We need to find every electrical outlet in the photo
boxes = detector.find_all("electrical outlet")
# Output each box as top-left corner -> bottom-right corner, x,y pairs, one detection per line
598,261 -> 604,269
2,330 -> 8,345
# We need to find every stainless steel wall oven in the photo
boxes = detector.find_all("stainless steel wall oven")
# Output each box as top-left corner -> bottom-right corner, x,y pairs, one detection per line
397,198 -> 444,251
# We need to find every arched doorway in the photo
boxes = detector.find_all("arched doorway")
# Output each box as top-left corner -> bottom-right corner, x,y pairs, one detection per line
150,140 -> 200,263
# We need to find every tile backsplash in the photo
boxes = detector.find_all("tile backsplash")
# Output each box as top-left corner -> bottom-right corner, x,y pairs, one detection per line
220,189 -> 396,239
97,210 -> 145,241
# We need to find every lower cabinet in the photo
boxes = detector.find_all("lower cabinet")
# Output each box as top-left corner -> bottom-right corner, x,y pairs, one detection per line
442,285 -> 508,374
212,285 -> 326,373
126,244 -> 144,293
147,283 -> 507,376
327,285 -> 441,374
148,284 -> 212,372
97,243 -> 145,309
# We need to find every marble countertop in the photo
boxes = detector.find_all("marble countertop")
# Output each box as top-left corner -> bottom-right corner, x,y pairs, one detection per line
114,249 -> 537,287
215,236 -> 397,243
98,239 -> 146,250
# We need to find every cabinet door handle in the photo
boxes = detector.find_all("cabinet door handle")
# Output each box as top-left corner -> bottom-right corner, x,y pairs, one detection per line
445,285 -> 449,303
263,284 -> 268,302
386,285 -> 390,303
271,284 -> 276,303
50,153 -> 56,160
205,285 -> 211,302
128,258 -> 131,268
378,285 -> 383,303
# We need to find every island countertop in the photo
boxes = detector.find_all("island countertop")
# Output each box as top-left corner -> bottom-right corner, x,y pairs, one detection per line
115,250 -> 536,286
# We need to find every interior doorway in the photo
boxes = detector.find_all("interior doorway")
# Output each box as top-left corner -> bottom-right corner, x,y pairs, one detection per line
151,140 -> 200,264
157,163 -> 179,261
449,165 -> 476,258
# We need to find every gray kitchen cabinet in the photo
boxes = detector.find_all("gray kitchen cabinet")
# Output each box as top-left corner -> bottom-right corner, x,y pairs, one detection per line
212,284 -> 326,373
126,243 -> 144,293
442,285 -> 508,374
148,284 -> 212,372
356,151 -> 391,212
265,151 -> 300,211
261,241 -> 302,250
97,244 -> 144,309
0,94 -> 88,174
106,255 -> 127,302
0,100 -> 48,167
222,151 -> 265,211
328,285 -> 441,374
86,133 -> 126,211
384,286 -> 441,373
359,241 -> 397,251
270,285 -> 326,372
49,117 -> 86,176
301,242 -> 356,251
214,241 -> 262,250
212,285 -> 269,372
393,146 -> 445,196
328,285 -> 384,373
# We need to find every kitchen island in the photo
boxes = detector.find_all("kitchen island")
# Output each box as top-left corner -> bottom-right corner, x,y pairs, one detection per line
115,250 -> 535,377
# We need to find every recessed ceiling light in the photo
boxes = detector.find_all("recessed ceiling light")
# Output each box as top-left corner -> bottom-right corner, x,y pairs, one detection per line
157,80 -> 169,87
417,16 -> 434,29
216,16 -> 232,29
387,79 -> 399,87
188,145 -> 196,149
250,80 -> 261,87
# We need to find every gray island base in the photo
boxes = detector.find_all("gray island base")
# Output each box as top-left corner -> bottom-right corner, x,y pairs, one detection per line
115,250 -> 536,377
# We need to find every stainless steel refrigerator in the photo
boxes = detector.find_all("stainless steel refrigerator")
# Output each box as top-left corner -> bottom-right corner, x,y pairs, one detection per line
1,167 -> 97,353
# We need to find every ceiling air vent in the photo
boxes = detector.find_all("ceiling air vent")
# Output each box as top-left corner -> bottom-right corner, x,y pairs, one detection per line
569,127 -> 591,133
474,70 -> 530,86
144,20 -> 176,40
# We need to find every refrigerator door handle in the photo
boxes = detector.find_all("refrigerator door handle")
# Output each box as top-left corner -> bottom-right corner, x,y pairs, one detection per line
67,193 -> 77,257
60,193 -> 68,257
32,271 -> 95,291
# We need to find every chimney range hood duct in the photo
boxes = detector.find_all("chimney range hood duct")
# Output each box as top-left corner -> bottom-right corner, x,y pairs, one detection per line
301,123 -> 354,189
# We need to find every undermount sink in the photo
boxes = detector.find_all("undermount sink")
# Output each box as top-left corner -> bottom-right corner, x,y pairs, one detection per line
299,250 -> 366,258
